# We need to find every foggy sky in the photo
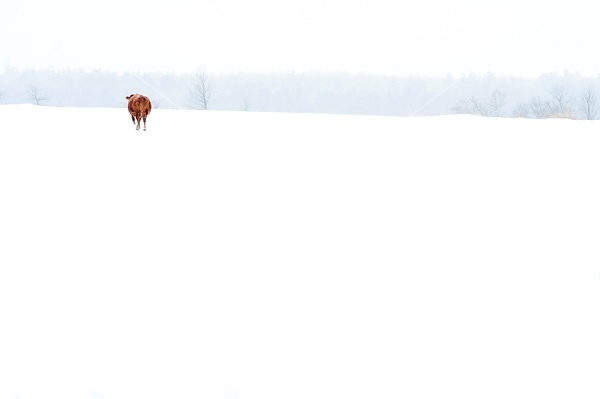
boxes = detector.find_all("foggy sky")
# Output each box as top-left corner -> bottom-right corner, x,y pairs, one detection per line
1,0 -> 599,77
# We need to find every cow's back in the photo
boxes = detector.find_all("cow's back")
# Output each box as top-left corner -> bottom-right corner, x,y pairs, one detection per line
127,94 -> 151,115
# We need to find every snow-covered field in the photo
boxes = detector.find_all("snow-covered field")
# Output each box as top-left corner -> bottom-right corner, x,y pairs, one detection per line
1,104 -> 599,399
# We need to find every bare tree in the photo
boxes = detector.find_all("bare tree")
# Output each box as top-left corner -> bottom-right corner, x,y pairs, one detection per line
579,88 -> 598,120
27,85 -> 49,105
189,69 -> 211,110
487,90 -> 507,117
512,102 -> 530,118
451,91 -> 507,117
547,86 -> 573,117
451,98 -> 472,114
528,96 -> 549,119
469,96 -> 489,116
451,96 -> 490,116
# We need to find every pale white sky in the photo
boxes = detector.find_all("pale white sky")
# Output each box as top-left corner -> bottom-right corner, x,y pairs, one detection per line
1,0 -> 598,76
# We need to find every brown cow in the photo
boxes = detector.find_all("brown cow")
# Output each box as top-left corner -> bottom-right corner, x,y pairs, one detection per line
126,94 -> 152,131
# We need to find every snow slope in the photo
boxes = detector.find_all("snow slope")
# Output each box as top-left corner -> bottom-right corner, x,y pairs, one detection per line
1,104 -> 599,399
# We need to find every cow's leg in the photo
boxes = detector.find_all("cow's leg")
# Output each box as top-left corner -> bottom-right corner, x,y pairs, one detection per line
136,114 -> 141,130
131,115 -> 135,125
142,115 -> 147,131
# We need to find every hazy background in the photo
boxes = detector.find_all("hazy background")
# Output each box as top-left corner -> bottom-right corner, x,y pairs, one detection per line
2,0 -> 599,76
2,68 -> 600,118
2,0 -> 599,116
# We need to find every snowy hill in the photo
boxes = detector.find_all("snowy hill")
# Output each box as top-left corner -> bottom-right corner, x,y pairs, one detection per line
1,104 -> 599,399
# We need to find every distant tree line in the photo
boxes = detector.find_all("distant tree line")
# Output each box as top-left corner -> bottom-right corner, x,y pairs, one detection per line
452,85 -> 599,119
1,66 -> 600,118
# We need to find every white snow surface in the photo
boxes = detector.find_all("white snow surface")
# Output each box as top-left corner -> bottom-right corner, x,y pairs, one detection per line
1,104 -> 600,399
